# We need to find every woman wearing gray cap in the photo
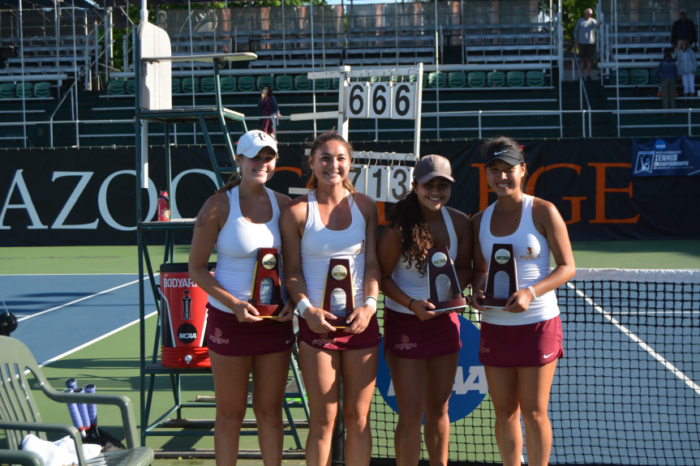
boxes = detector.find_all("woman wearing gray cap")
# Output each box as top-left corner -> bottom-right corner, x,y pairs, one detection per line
189,129 -> 295,466
470,137 -> 575,466
377,154 -> 472,466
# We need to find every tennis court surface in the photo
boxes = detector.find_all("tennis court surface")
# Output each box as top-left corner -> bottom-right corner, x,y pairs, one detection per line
1,243 -> 699,465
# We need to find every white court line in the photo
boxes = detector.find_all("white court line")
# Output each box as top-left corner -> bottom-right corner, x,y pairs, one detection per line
567,282 -> 700,396
39,311 -> 157,367
18,274 -> 158,322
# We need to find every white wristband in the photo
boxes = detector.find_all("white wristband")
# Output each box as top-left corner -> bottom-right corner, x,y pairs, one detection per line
527,286 -> 537,300
364,296 -> 378,311
296,298 -> 312,318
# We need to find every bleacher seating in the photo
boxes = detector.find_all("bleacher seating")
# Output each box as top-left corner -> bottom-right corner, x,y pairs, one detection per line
487,71 -> 506,88
468,72 -> 486,88
0,83 -> 14,98
15,82 -> 33,98
463,23 -> 555,65
221,76 -> 237,92
275,75 -> 293,91
448,72 -> 466,88
33,82 -> 51,98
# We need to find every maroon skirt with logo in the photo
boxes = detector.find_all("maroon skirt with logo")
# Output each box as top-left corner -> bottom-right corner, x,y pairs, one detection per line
479,315 -> 564,367
205,304 -> 294,357
383,308 -> 461,359
297,314 -> 381,351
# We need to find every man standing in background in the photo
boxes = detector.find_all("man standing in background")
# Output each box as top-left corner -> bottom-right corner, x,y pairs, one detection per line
672,8 -> 697,54
574,8 -> 602,81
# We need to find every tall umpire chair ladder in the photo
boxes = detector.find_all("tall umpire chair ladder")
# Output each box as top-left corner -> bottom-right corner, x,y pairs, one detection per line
134,21 -> 309,454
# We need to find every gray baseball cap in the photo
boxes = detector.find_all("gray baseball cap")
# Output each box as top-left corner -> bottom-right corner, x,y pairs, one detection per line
414,154 -> 454,183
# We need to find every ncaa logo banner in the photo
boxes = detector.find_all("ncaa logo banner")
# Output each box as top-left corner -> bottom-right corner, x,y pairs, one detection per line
631,137 -> 700,177
376,316 -> 488,423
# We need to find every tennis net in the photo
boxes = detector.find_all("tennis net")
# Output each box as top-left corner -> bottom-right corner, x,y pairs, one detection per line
370,268 -> 700,466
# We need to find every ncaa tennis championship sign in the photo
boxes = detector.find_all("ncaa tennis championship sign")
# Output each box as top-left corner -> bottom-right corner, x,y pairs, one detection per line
376,315 -> 487,422
631,137 -> 700,177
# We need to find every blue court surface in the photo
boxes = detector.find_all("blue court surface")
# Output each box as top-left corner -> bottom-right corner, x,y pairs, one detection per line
0,274 -> 157,366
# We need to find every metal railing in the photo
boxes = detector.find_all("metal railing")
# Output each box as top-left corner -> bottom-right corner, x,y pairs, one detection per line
4,106 -> 699,148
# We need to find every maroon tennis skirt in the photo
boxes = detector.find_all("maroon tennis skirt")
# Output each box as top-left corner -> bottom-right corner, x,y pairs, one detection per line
205,304 -> 294,357
383,308 -> 461,359
479,315 -> 564,367
297,314 -> 381,351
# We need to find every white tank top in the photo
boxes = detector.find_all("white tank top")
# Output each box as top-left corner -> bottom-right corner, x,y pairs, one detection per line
208,186 -> 282,314
300,190 -> 366,317
384,208 -> 459,315
478,194 -> 559,326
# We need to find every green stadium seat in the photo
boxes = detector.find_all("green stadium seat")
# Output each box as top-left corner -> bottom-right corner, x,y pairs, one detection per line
332,78 -> 340,89
650,72 -> 660,85
428,71 -> 447,88
630,69 -> 649,86
0,83 -> 14,98
487,71 -> 505,87
409,74 -> 419,83
220,76 -> 237,92
315,78 -> 331,90
610,69 -> 629,85
526,70 -> 545,87
257,75 -> 273,91
125,80 -> 136,95
507,71 -> 525,87
448,72 -> 467,88
238,76 -> 255,92
33,82 -> 51,98
275,75 -> 293,91
200,76 -> 216,93
294,74 -> 312,90
468,72 -> 486,88
370,76 -> 380,83
107,79 -> 125,96
171,77 -> 181,94
15,82 -> 33,98
182,77 -> 199,93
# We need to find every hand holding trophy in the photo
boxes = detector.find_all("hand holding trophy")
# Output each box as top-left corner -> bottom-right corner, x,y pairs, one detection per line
321,258 -> 354,330
481,243 -> 518,308
426,246 -> 467,313
249,248 -> 284,318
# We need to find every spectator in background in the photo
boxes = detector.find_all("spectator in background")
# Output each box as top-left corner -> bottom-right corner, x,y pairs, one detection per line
574,8 -> 602,81
672,8 -> 697,54
677,39 -> 698,98
258,84 -> 281,137
657,49 -> 678,117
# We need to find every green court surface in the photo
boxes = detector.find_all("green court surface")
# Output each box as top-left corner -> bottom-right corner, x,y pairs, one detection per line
1,240 -> 699,275
1,240 -> 698,461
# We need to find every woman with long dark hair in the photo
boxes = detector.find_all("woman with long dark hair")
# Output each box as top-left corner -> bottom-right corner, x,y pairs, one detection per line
258,84 -> 281,136
280,132 -> 381,466
377,154 -> 472,466
189,130 -> 294,466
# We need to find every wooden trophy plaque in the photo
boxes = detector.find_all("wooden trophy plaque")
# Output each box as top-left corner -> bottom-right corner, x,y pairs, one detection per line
482,243 -> 518,308
427,246 -> 467,312
321,258 -> 354,329
249,248 -> 284,318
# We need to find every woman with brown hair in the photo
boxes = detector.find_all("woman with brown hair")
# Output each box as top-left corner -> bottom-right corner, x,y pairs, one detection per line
377,154 -> 472,466
470,136 -> 575,466
189,130 -> 294,466
280,132 -> 381,466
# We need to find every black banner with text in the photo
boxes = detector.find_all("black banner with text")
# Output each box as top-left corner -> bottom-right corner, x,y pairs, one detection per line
1,139 -> 698,246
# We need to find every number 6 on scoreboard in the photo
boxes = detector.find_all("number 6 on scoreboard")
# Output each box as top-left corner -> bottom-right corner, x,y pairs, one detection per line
346,82 -> 369,119
392,82 -> 416,120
